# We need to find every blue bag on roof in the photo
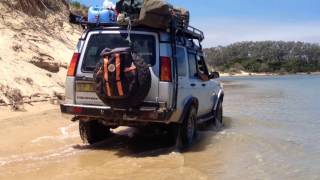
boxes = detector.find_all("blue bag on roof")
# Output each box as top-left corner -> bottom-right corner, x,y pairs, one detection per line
88,6 -> 116,24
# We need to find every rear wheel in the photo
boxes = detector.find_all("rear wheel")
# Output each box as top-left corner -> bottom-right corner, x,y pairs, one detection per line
176,106 -> 198,150
79,120 -> 112,144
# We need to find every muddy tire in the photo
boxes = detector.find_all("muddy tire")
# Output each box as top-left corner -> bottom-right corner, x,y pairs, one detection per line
215,101 -> 223,128
206,100 -> 223,127
176,106 -> 198,150
79,120 -> 112,144
128,53 -> 152,107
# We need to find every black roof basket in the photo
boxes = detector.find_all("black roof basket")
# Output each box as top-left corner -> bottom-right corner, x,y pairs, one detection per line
176,25 -> 205,42
75,20 -> 205,43
69,11 -> 205,42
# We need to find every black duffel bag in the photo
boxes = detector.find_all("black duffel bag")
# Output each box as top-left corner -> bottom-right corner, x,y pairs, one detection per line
138,0 -> 172,29
93,47 -> 151,108
116,0 -> 144,19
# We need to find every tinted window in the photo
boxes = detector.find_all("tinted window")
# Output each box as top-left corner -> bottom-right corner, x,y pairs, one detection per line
188,53 -> 197,78
176,47 -> 187,76
82,33 -> 156,72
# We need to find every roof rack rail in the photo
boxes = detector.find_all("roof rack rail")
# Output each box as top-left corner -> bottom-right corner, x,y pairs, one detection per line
76,20 -> 205,42
79,21 -> 119,28
176,25 -> 205,42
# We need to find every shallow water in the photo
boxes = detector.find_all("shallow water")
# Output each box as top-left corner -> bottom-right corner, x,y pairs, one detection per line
222,75 -> 320,179
0,75 -> 319,180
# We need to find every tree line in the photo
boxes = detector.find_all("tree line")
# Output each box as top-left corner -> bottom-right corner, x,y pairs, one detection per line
204,41 -> 320,73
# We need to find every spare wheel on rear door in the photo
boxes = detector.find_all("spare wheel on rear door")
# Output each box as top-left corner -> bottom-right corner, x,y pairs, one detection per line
93,47 -> 151,108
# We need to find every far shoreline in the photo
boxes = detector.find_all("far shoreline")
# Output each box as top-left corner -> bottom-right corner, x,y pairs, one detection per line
219,71 -> 320,77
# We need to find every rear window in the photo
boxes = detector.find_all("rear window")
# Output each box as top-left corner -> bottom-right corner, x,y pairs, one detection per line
81,33 -> 156,72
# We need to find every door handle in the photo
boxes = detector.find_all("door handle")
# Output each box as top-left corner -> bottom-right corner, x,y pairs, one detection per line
202,84 -> 206,87
190,83 -> 196,87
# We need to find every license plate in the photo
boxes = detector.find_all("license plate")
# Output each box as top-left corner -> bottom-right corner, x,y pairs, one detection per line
76,83 -> 95,92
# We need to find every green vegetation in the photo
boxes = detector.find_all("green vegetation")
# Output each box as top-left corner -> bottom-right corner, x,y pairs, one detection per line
68,0 -> 88,17
69,0 -> 81,9
204,41 -> 320,74
2,0 -> 68,17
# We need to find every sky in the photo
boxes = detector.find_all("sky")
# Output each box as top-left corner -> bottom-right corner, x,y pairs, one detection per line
77,0 -> 320,47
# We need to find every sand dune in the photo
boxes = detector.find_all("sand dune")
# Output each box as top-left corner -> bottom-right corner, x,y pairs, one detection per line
0,3 -> 81,108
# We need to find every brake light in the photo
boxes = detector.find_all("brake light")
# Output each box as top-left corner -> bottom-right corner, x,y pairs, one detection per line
73,107 -> 83,114
160,57 -> 172,82
67,53 -> 80,76
66,106 -> 83,114
141,111 -> 159,120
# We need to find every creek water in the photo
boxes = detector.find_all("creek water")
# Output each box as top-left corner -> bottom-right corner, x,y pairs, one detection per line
0,75 -> 319,180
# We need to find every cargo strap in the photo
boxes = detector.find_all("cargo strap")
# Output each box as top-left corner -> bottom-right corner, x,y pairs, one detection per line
126,18 -> 132,44
124,65 -> 136,72
103,57 -> 111,96
103,54 -> 131,97
115,54 -> 124,96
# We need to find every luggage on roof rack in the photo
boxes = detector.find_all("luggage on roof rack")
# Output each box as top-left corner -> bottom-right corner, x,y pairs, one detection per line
88,6 -> 116,24
79,0 -> 204,42
172,8 -> 190,30
116,0 -> 144,20
116,0 -> 190,30
138,0 -> 172,29
137,1 -> 190,31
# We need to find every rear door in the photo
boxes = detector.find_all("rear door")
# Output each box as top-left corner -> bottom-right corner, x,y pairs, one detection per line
176,46 -> 190,112
75,30 -> 159,105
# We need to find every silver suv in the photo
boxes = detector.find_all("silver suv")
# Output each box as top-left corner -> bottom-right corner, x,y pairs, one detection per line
60,25 -> 224,149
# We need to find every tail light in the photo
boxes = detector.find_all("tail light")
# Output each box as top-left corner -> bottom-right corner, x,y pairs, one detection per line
141,111 -> 159,120
67,53 -> 80,76
73,107 -> 83,114
67,106 -> 83,114
160,56 -> 172,82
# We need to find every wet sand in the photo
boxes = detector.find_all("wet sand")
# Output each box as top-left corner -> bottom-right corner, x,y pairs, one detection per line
1,76 -> 320,180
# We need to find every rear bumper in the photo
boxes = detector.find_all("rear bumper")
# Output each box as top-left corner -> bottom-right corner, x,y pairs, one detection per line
60,103 -> 172,123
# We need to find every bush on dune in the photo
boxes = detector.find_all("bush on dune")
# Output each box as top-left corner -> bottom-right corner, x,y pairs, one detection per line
2,0 -> 69,17
69,0 -> 88,17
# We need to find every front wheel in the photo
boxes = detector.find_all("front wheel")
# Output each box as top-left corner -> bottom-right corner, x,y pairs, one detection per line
79,120 -> 112,144
215,101 -> 223,128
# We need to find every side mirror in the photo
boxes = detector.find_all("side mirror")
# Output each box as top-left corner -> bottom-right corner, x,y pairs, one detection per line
209,72 -> 220,79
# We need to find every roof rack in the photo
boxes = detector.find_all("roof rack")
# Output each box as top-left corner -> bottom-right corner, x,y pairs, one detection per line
79,21 -> 119,28
177,25 -> 205,42
77,20 -> 205,42
70,11 -> 205,42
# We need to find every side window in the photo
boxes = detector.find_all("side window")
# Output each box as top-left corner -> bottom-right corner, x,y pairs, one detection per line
197,55 -> 209,81
188,53 -> 198,78
197,56 -> 209,75
176,47 -> 187,76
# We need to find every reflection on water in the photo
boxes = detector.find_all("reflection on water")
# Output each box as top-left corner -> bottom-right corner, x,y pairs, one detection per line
0,75 -> 320,180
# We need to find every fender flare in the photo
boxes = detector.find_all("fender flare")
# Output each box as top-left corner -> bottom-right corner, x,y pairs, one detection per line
178,97 -> 199,124
213,89 -> 224,111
